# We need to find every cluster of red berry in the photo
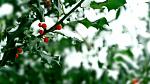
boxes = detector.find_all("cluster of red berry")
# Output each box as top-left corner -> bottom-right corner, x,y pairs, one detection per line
38,22 -> 47,35
15,22 -> 62,59
38,22 -> 62,43
15,48 -> 23,59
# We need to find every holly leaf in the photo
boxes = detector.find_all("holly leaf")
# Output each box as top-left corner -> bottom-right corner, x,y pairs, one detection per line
90,0 -> 126,11
79,18 -> 92,28
66,17 -> 108,30
79,17 -> 108,29
93,17 -> 108,29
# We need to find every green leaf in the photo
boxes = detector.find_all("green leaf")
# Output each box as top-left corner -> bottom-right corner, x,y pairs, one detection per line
66,21 -> 78,30
79,18 -> 92,28
66,17 -> 108,30
114,56 -> 124,62
115,56 -> 135,69
97,60 -> 103,68
74,41 -> 82,52
90,0 -> 126,11
79,17 -> 108,29
0,31 -> 7,41
93,17 -> 108,29
31,4 -> 44,21
90,1 -> 107,9
115,8 -> 121,19
64,0 -> 76,7
100,71 -> 109,83
118,48 -> 134,59
58,38 -> 72,51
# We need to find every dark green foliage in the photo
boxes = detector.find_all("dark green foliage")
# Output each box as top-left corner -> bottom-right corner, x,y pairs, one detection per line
0,0 -> 21,41
80,17 -> 108,29
90,0 -> 126,11
115,8 -> 121,19
64,0 -> 77,7
65,63 -> 98,84
97,60 -> 103,68
106,45 -> 135,70
93,70 -> 117,84
0,14 -> 34,66
2,0 -> 147,84
118,48 -> 134,59
47,37 -> 83,54
66,17 -> 108,30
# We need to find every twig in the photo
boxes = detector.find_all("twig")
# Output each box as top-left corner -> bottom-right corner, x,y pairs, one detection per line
38,0 -> 84,37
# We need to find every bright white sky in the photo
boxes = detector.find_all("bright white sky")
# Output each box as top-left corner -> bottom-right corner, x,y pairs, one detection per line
0,0 -> 150,79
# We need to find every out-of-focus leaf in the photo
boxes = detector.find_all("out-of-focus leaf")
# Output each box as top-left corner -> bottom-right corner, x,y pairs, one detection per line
65,21 -> 78,30
125,61 -> 135,69
106,45 -> 118,69
0,31 -> 7,41
117,65 -> 129,83
93,17 -> 108,29
31,4 -> 44,21
118,48 -> 133,59
58,37 -> 73,51
98,60 -> 103,68
64,0 -> 76,7
115,56 -> 135,69
115,8 -> 121,19
90,0 -> 126,11
74,41 -> 82,52
79,18 -> 92,28
114,56 -> 124,62
99,71 -> 108,83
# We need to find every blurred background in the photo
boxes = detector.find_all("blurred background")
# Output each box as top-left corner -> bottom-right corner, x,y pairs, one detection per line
0,0 -> 150,84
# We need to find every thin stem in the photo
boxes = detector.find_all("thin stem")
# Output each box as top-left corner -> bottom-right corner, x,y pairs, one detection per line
38,0 -> 84,37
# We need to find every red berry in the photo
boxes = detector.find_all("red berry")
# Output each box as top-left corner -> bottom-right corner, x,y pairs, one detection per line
39,29 -> 44,35
132,79 -> 138,84
43,37 -> 49,43
15,54 -> 19,58
17,48 -> 23,53
55,24 -> 62,30
42,23 -> 47,29
38,22 -> 42,27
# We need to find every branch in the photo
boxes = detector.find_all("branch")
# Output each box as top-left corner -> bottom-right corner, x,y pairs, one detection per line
38,0 -> 84,37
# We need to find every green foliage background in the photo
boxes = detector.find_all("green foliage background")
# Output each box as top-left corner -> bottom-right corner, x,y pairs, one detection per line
0,0 -> 150,84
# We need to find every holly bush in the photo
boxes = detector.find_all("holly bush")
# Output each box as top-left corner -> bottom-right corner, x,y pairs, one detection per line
0,0 -> 149,84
